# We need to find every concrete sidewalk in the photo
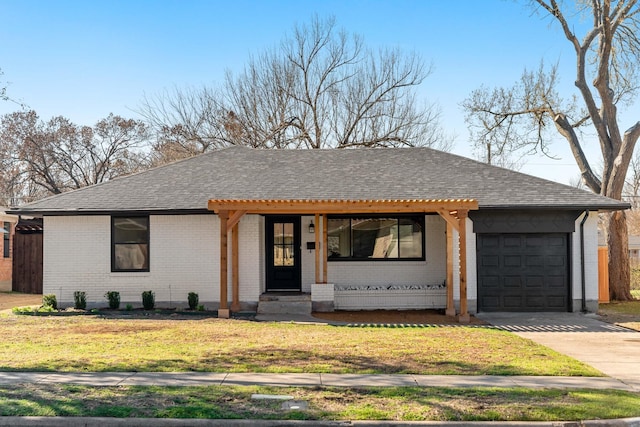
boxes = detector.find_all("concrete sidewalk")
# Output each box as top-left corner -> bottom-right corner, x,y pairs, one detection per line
0,371 -> 635,391
477,312 -> 640,391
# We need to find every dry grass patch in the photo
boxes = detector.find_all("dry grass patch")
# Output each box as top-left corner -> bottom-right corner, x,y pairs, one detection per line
1,384 -> 639,421
598,299 -> 640,331
0,315 -> 598,376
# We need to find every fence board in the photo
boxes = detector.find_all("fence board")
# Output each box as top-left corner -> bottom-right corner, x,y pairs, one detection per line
598,246 -> 609,304
12,232 -> 43,294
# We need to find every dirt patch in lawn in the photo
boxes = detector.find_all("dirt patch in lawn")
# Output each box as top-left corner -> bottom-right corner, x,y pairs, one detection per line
312,309 -> 487,325
0,292 -> 41,313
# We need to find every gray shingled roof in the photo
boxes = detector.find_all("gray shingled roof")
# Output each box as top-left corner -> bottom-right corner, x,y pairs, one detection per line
12,146 -> 629,214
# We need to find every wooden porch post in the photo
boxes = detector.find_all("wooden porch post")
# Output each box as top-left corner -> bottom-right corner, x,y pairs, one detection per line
458,210 -> 470,323
315,213 -> 321,284
218,210 -> 230,319
231,222 -> 240,311
445,222 -> 456,317
322,214 -> 328,284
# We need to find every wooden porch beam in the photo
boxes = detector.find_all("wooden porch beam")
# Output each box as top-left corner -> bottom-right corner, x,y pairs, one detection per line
445,222 -> 456,317
322,214 -> 328,284
209,199 -> 478,215
218,210 -> 230,318
437,209 -> 460,232
314,213 -> 321,284
227,210 -> 246,232
231,222 -> 240,312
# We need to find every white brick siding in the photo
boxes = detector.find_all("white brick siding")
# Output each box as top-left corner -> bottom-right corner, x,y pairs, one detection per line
44,214 -> 262,309
325,215 -> 448,287
45,210 -> 596,313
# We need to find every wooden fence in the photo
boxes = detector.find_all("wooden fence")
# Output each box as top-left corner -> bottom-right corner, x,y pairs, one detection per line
12,231 -> 43,294
598,246 -> 610,303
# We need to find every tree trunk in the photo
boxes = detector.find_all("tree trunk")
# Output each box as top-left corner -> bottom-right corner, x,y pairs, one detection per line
608,210 -> 633,301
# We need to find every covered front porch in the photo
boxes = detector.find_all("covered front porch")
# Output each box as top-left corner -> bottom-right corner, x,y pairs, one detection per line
207,198 -> 478,323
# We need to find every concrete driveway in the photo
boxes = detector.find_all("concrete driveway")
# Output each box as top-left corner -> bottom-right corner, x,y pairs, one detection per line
477,312 -> 640,391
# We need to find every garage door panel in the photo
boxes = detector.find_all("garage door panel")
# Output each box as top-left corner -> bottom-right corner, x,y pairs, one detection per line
525,255 -> 544,266
504,255 -> 522,267
503,276 -> 522,288
526,236 -> 544,247
504,236 -> 522,247
525,276 -> 544,288
481,255 -> 500,267
480,275 -> 501,288
478,233 -> 569,312
481,296 -> 501,310
504,296 -> 524,308
547,296 -> 567,308
546,256 -> 566,267
548,236 -> 566,247
547,275 -> 566,288
481,235 -> 500,248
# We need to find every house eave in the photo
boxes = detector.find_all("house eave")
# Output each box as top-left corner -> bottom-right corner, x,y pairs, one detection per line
7,208 -> 213,217
477,203 -> 630,211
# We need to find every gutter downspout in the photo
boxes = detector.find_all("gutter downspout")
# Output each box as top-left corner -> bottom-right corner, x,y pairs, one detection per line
579,210 -> 590,313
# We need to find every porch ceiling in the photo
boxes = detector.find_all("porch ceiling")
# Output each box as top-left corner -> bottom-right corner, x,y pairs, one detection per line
207,198 -> 479,214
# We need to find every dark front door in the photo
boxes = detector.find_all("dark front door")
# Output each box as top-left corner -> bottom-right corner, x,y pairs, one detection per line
477,233 -> 570,312
265,216 -> 302,291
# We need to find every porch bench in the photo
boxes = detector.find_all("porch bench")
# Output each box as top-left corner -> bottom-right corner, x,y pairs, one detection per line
333,283 -> 446,311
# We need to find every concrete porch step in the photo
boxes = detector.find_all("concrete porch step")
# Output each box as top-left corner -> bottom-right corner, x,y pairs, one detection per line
257,293 -> 312,315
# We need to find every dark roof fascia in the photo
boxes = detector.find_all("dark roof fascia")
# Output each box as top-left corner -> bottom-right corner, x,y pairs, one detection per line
8,208 -> 213,217
477,203 -> 630,211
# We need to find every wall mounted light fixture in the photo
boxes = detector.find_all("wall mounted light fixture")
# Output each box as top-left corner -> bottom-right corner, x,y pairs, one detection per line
308,221 -> 315,234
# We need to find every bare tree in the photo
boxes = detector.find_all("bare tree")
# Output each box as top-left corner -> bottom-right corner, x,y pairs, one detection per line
138,15 -> 450,159
0,111 -> 149,205
139,86 -> 234,165
462,0 -> 640,301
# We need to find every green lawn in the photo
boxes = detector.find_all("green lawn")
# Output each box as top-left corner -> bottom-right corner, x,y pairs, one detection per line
0,314 -> 599,376
1,384 -> 639,421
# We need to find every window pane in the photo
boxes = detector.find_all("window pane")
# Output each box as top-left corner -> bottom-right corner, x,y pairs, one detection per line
3,222 -> 9,258
327,218 -> 350,258
399,218 -> 423,258
114,217 -> 148,244
353,218 -> 398,259
273,244 -> 285,266
283,244 -> 294,265
273,222 -> 295,266
113,217 -> 149,272
283,223 -> 294,245
114,243 -> 148,270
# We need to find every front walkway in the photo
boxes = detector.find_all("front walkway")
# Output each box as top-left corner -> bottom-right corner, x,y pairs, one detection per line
0,371 -> 634,391
477,312 -> 640,390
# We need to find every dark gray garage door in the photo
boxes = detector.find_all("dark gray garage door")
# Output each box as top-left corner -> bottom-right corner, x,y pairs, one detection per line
477,233 -> 570,312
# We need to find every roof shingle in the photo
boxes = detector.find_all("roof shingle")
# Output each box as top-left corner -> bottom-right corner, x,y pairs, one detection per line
12,146 -> 629,214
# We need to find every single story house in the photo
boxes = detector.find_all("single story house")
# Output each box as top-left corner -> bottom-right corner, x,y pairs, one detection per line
10,146 -> 628,322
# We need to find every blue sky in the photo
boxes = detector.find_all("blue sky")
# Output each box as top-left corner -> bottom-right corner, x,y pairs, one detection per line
1,0 -> 634,185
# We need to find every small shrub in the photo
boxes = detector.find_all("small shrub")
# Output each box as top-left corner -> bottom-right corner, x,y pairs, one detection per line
12,306 -> 36,315
188,292 -> 199,310
142,290 -> 155,310
105,291 -> 120,310
73,291 -> 87,310
42,294 -> 57,310
197,304 -> 205,312
125,303 -> 133,311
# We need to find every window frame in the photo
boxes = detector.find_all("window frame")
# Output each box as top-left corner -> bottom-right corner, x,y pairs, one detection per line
111,215 -> 150,273
326,214 -> 426,262
3,222 -> 10,258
